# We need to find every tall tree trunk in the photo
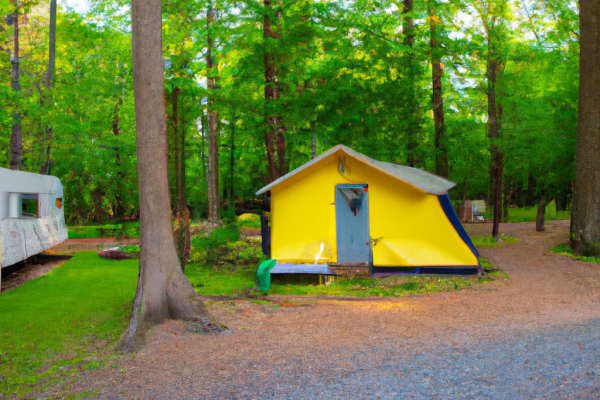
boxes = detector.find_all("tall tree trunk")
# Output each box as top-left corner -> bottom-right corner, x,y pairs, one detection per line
10,1 -> 22,171
536,191 -> 546,232
428,0 -> 449,178
113,98 -> 125,218
487,39 -> 504,239
40,0 -> 57,175
178,106 -> 186,213
201,114 -> 206,178
460,170 -> 469,223
172,91 -> 189,268
403,0 -> 419,168
178,116 -> 190,271
571,0 -> 600,256
123,0 -> 219,347
503,184 -> 513,221
206,3 -> 220,227
263,0 -> 287,181
229,113 -> 235,208
172,87 -> 181,210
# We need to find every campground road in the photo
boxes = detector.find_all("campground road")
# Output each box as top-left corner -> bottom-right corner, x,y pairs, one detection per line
66,220 -> 600,399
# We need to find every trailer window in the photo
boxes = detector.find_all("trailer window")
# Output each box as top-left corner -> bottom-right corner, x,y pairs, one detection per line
22,194 -> 38,218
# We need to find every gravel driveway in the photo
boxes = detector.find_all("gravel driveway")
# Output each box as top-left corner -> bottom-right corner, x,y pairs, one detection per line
61,220 -> 600,399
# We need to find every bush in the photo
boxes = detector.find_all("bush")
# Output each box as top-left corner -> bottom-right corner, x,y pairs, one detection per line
220,207 -> 237,224
120,245 -> 140,256
67,221 -> 140,239
189,226 -> 262,267
237,213 -> 261,229
484,201 -> 570,223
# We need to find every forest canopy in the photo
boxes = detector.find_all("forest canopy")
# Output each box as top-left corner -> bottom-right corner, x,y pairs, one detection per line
1,0 -> 579,223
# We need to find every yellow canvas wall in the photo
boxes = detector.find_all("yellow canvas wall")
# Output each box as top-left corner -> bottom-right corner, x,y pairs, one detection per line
270,150 -> 478,266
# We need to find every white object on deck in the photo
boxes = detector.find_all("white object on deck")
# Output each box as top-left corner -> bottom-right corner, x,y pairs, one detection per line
314,242 -> 325,264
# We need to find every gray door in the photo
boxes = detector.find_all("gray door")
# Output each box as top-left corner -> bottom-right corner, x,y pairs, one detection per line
335,184 -> 370,264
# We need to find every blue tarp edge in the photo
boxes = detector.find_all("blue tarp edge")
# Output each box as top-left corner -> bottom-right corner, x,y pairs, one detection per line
438,194 -> 480,258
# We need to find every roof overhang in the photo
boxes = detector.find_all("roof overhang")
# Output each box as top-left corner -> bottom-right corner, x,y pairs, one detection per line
256,145 -> 456,196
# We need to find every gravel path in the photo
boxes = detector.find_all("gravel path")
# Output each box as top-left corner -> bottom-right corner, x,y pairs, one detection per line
62,220 -> 600,399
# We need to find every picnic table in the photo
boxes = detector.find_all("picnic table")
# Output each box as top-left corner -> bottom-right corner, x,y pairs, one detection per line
98,227 -> 129,240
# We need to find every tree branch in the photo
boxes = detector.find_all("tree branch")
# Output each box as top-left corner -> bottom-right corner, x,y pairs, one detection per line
278,0 -> 302,13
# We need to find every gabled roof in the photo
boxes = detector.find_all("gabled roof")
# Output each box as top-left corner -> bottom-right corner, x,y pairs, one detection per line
256,145 -> 456,196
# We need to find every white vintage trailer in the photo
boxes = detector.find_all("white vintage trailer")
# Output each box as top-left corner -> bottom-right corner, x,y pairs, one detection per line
0,167 -> 68,269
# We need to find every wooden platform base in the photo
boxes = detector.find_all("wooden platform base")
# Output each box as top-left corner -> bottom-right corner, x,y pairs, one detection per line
329,264 -> 370,277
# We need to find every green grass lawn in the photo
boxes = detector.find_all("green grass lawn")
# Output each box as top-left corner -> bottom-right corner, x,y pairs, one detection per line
485,201 -> 570,223
0,252 -> 138,397
185,258 -> 503,298
550,245 -> 600,264
471,234 -> 520,248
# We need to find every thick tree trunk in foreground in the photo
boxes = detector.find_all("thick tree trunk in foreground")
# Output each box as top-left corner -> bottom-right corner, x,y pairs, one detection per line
571,0 -> 600,256
428,0 -> 449,178
536,192 -> 546,232
403,0 -> 420,168
123,0 -> 218,347
206,3 -> 221,227
263,0 -> 288,182
10,1 -> 22,171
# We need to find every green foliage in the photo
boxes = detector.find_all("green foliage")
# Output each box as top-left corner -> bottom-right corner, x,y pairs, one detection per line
210,226 -> 241,244
186,235 -> 505,297
189,226 -> 263,266
186,260 -> 504,298
237,213 -> 261,229
484,202 -> 570,223
220,207 -> 237,225
0,253 -> 138,397
67,222 -> 140,239
471,234 -> 520,248
186,262 -> 257,296
120,245 -> 140,256
1,0 -> 580,231
551,245 -> 600,265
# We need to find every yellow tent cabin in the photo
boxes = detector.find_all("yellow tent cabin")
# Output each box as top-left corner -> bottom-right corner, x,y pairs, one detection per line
255,145 -> 481,276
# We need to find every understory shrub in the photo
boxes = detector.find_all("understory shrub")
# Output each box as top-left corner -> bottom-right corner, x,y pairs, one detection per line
190,226 -> 262,267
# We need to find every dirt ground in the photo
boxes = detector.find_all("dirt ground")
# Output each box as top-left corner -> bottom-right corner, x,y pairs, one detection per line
56,220 -> 600,398
1,255 -> 69,292
59,238 -> 140,245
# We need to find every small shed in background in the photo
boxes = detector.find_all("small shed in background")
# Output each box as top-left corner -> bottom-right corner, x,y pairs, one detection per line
256,145 -> 481,275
